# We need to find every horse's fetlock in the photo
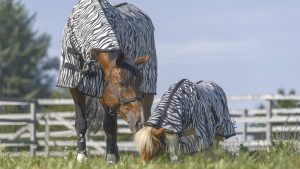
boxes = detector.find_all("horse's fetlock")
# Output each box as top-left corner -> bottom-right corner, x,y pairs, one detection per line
106,153 -> 118,164
76,152 -> 88,162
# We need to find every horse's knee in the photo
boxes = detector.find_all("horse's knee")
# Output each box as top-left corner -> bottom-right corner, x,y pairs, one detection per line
70,88 -> 87,135
103,113 -> 117,133
75,119 -> 87,136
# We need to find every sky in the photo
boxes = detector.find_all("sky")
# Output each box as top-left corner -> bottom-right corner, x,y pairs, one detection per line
21,0 -> 300,102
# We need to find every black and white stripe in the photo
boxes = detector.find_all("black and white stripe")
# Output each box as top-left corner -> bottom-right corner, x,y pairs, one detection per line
57,0 -> 157,97
146,79 -> 236,154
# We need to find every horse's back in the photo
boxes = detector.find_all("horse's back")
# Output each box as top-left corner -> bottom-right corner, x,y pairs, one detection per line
195,80 -> 228,104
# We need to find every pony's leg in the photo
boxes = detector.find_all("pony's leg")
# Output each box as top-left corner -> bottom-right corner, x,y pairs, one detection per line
206,135 -> 225,160
141,93 -> 154,122
69,88 -> 88,161
103,108 -> 119,164
214,135 -> 224,149
165,132 -> 181,162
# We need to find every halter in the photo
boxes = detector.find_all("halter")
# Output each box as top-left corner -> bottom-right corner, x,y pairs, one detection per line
102,59 -> 142,114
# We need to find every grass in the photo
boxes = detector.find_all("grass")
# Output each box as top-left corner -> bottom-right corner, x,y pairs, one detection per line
0,141 -> 300,169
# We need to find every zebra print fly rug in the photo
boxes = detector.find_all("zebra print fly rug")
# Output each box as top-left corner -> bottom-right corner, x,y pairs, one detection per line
146,79 -> 236,153
57,0 -> 157,97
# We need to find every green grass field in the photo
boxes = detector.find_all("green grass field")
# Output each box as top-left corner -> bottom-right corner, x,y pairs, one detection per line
0,141 -> 300,169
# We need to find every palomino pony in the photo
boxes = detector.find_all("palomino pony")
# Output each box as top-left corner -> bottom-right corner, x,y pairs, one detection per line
57,0 -> 157,163
134,79 -> 236,161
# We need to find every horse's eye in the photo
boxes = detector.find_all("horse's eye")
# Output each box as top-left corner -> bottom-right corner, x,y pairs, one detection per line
119,81 -> 127,87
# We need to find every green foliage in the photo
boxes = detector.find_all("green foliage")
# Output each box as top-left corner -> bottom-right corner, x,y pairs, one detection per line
257,88 -> 298,109
0,0 -> 59,99
274,88 -> 298,108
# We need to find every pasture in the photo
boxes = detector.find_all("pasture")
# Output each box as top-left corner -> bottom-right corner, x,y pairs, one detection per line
0,141 -> 300,169
1,95 -> 300,168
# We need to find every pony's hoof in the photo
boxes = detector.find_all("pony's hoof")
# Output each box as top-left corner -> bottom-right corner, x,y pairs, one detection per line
170,155 -> 179,163
106,154 -> 117,164
76,152 -> 88,162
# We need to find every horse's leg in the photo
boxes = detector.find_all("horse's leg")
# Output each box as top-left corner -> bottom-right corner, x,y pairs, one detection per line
69,88 -> 88,161
214,135 -> 224,149
165,132 -> 181,162
141,93 -> 154,122
206,135 -> 225,160
103,108 -> 119,164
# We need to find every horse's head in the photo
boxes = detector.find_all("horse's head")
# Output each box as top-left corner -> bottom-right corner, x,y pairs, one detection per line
133,126 -> 165,161
92,49 -> 149,132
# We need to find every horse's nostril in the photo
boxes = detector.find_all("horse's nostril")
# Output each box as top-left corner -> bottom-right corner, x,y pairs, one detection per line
136,120 -> 142,129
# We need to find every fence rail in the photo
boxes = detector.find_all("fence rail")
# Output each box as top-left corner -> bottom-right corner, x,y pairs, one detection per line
0,94 -> 300,156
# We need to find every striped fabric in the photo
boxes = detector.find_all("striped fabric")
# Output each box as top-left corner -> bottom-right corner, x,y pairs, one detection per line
146,79 -> 236,154
57,0 -> 157,97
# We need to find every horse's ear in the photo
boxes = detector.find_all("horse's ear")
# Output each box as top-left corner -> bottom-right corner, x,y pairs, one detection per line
116,52 -> 125,66
91,49 -> 111,75
135,55 -> 150,66
151,128 -> 164,137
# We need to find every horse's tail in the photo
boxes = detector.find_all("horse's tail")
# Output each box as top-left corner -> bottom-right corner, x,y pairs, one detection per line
85,96 -> 105,134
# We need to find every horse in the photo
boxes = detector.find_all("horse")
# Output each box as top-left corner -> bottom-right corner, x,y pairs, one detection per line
57,0 -> 157,163
133,79 -> 236,161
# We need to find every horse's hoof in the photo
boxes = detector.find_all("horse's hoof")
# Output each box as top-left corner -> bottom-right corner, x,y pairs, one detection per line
106,154 -> 117,164
170,155 -> 179,163
76,152 -> 88,162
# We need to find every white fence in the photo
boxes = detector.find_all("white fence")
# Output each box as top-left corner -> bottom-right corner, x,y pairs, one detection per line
0,95 -> 300,156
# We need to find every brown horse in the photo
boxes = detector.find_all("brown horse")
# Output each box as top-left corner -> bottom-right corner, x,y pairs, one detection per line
58,0 -> 158,163
70,49 -> 154,163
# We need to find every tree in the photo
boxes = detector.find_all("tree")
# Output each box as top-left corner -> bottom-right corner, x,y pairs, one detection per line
0,0 -> 59,99
257,89 -> 299,109
274,89 -> 298,108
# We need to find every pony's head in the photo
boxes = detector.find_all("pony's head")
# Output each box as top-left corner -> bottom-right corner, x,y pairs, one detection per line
133,126 -> 165,161
92,49 -> 149,132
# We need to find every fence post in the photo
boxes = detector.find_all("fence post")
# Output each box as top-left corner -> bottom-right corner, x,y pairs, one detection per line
242,109 -> 248,141
266,100 -> 273,140
45,113 -> 50,157
30,101 -> 37,156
